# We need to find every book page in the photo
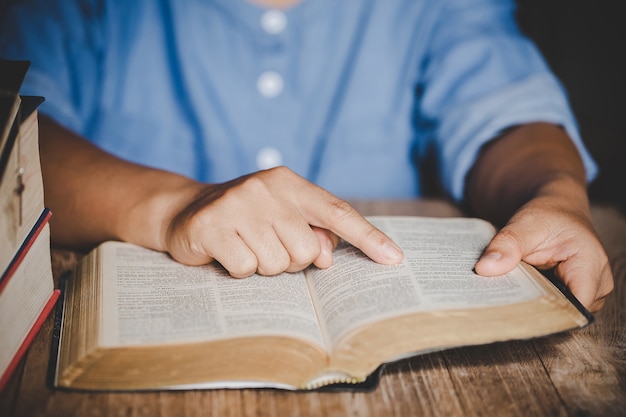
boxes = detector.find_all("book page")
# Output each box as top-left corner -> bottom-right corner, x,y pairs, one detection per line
98,242 -> 326,349
306,216 -> 548,346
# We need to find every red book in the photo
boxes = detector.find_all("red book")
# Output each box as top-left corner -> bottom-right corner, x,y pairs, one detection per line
0,209 -> 58,391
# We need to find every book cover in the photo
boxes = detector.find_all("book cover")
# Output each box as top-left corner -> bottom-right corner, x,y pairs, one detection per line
0,95 -> 45,278
0,210 -> 59,391
0,60 -> 29,154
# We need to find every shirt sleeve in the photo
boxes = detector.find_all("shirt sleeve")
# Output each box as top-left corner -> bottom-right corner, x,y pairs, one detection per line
0,0 -> 104,135
418,0 -> 597,201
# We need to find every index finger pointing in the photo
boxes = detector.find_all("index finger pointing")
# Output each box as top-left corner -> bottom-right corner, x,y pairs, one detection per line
305,196 -> 403,265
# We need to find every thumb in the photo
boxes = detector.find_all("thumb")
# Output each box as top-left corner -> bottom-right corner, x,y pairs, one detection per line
475,228 -> 525,276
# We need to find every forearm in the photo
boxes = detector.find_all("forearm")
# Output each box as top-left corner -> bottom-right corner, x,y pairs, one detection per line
39,115 -> 202,250
465,122 -> 590,225
39,115 -> 403,276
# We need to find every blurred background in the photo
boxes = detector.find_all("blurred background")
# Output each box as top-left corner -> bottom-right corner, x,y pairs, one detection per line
517,0 -> 626,214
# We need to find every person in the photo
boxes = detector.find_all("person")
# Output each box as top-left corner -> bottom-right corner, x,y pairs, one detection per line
0,0 -> 613,312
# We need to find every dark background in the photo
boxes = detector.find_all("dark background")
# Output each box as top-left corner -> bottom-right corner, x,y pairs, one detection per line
2,0 -> 624,213
516,0 -> 626,214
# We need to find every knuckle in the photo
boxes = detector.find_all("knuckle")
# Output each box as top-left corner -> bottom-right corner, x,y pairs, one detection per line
327,199 -> 356,223
227,257 -> 258,278
267,165 -> 292,176
238,175 -> 271,196
218,247 -> 258,278
256,250 -> 291,276
256,166 -> 295,186
289,245 -> 319,268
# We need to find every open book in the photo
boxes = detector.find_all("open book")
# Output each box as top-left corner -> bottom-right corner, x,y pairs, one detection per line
53,216 -> 591,391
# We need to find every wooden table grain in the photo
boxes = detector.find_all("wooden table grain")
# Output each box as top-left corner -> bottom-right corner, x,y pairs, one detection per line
2,200 -> 625,417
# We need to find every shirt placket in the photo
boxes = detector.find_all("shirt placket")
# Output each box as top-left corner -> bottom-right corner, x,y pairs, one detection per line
254,8 -> 288,171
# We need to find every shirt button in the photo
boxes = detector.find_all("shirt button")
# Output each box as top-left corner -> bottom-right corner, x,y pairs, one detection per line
256,147 -> 283,170
261,10 -> 287,34
257,71 -> 284,98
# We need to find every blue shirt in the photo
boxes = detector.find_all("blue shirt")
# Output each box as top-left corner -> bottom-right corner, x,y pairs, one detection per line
0,0 -> 597,200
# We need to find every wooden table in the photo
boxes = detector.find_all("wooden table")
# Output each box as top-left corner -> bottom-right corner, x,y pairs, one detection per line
1,200 -> 625,416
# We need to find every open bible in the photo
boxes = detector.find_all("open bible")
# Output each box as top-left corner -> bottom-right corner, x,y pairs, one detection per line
53,216 -> 591,391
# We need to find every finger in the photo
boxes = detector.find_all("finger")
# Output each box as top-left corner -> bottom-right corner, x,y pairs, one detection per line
303,194 -> 403,265
211,237 -> 259,278
171,226 -> 260,278
271,214 -> 321,273
168,243 -> 215,267
474,227 -> 525,276
555,254 -> 613,313
237,221 -> 291,276
311,227 -> 340,270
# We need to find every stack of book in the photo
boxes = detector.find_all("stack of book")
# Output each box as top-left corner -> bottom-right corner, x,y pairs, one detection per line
0,60 -> 58,390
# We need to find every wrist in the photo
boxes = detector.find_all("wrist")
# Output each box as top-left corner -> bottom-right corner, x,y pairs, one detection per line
533,174 -> 591,217
465,123 -> 589,225
116,171 -> 204,252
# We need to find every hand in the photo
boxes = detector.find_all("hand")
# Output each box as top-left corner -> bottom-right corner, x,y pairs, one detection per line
474,181 -> 614,313
164,166 -> 404,277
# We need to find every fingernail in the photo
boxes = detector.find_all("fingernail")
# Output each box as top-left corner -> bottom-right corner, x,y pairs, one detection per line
382,241 -> 403,262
